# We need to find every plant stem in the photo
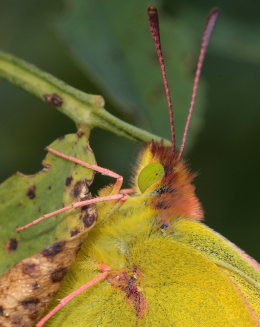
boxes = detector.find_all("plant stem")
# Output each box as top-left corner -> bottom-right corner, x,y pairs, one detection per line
0,51 -> 170,144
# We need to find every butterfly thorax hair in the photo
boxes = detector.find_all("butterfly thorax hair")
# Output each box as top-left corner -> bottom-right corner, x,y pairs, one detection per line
133,141 -> 204,227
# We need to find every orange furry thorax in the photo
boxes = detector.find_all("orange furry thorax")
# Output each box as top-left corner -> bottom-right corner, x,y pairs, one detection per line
137,142 -> 204,225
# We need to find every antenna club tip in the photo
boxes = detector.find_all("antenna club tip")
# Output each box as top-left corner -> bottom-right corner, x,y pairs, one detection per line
147,6 -> 158,16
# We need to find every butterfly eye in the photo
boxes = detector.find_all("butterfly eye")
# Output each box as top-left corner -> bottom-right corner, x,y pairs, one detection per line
138,162 -> 165,193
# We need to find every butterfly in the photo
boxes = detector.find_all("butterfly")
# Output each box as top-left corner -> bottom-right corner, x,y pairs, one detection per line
14,6 -> 260,327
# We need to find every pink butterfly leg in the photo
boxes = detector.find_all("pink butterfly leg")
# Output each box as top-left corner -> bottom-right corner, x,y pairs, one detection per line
46,146 -> 123,193
16,193 -> 127,231
16,147 -> 134,231
36,264 -> 111,327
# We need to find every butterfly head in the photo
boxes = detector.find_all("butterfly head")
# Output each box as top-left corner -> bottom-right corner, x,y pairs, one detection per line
134,141 -> 204,225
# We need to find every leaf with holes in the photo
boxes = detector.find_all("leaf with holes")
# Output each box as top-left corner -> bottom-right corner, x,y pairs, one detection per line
0,132 -> 97,275
0,131 -> 98,326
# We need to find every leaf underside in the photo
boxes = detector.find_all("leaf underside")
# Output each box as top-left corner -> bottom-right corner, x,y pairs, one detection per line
0,131 -> 96,275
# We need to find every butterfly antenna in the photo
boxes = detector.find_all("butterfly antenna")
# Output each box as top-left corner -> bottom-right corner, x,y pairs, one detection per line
178,8 -> 219,159
148,6 -> 176,154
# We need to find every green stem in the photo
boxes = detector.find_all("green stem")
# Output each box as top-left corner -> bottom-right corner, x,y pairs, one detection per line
0,51 -> 170,144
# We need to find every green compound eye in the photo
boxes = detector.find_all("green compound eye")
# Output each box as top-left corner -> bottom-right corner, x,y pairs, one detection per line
138,162 -> 165,193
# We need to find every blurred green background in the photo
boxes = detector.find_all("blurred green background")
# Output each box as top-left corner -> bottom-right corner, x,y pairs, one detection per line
0,0 -> 259,260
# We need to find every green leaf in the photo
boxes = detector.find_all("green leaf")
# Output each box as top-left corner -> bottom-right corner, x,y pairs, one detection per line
0,132 -> 96,274
56,0 -> 206,149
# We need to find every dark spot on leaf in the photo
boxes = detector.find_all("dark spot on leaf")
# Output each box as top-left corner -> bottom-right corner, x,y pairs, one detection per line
73,180 -> 87,199
82,211 -> 97,228
31,281 -> 40,290
58,135 -> 65,140
77,131 -> 85,138
20,298 -> 40,307
81,204 -> 89,211
44,93 -> 63,107
48,185 -> 52,190
22,262 -> 41,278
80,195 -> 94,211
47,292 -> 56,298
27,185 -> 36,199
50,267 -> 68,283
12,315 -> 22,325
42,241 -> 65,257
0,306 -> 3,315
65,176 -> 73,187
6,238 -> 18,252
80,194 -> 92,202
29,310 -> 39,320
70,229 -> 80,237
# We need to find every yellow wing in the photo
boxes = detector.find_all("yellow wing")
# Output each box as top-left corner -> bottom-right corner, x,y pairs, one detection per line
45,194 -> 260,327
171,218 -> 260,320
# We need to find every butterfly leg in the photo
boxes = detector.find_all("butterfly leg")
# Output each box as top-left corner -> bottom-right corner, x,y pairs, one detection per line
16,193 -> 128,231
36,264 -> 111,327
120,188 -> 135,194
46,147 -> 135,202
46,146 -> 123,193
16,147 -> 135,231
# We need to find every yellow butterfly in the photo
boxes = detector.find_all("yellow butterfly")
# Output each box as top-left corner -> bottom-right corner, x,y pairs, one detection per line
43,144 -> 260,327
19,7 -> 260,327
